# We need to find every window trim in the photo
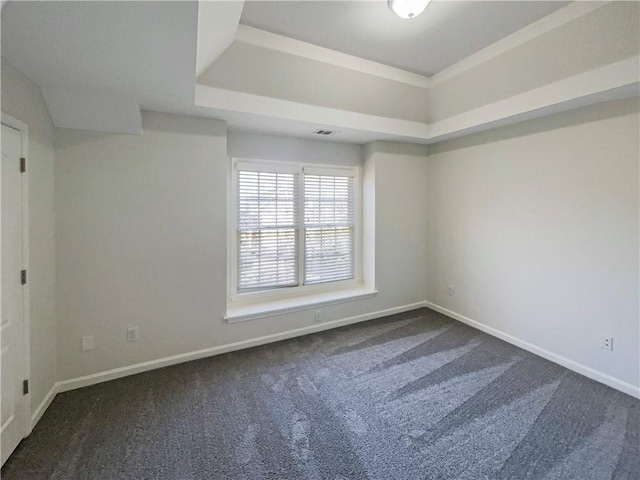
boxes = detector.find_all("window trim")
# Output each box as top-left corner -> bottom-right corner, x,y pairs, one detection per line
224,285 -> 378,324
228,157 -> 363,306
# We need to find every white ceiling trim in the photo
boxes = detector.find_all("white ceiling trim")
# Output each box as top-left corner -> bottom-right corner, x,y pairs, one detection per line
430,1 -> 608,86
197,55 -> 639,145
428,84 -> 639,145
195,84 -> 431,139
235,25 -> 430,88
428,56 -> 640,142
196,1 -> 244,77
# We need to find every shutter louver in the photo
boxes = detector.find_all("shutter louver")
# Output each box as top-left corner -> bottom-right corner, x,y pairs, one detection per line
237,170 -> 299,291
304,173 -> 355,285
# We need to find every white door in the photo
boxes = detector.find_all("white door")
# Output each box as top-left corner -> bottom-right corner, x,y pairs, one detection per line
1,122 -> 28,466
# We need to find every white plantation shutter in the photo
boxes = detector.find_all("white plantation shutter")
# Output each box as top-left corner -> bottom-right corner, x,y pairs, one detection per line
237,167 -> 300,291
304,170 -> 355,285
234,160 -> 358,296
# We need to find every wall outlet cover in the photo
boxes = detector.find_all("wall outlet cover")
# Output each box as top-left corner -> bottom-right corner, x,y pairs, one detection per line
127,327 -> 139,342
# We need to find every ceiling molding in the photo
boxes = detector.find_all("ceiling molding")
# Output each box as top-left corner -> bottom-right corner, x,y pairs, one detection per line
195,84 -> 431,140
430,1 -> 609,86
428,56 -> 640,142
4,0 -> 633,142
235,25 -> 430,89
196,1 -> 244,77
197,55 -> 639,145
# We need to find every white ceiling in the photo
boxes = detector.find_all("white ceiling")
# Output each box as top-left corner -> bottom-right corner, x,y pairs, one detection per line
1,1 -> 199,118
3,0 -> 611,144
240,1 -> 568,77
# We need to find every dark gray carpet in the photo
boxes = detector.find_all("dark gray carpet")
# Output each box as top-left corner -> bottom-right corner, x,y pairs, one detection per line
3,308 -> 639,479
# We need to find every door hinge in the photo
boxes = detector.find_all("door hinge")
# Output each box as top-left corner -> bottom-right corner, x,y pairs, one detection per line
23,379 -> 29,395
20,157 -> 26,173
21,270 -> 27,285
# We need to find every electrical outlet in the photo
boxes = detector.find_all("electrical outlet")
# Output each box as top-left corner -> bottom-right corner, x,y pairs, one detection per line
601,336 -> 613,351
81,335 -> 95,352
448,285 -> 455,296
127,327 -> 139,342
314,310 -> 322,323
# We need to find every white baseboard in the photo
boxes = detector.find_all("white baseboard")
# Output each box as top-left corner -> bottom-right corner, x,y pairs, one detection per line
31,383 -> 59,430
56,301 -> 427,394
424,301 -> 640,399
30,299 -> 638,431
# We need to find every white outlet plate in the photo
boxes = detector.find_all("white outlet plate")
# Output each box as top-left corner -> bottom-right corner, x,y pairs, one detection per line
81,335 -> 95,352
448,285 -> 454,296
127,327 -> 139,342
601,336 -> 613,351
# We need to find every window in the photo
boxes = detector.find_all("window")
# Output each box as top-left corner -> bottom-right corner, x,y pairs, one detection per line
232,159 -> 360,300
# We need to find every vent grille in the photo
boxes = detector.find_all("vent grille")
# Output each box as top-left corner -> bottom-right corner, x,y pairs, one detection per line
313,129 -> 339,136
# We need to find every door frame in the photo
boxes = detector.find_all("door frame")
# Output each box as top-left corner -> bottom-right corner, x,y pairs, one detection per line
1,112 -> 32,437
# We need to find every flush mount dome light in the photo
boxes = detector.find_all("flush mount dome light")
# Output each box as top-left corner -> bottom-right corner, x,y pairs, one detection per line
388,0 -> 430,19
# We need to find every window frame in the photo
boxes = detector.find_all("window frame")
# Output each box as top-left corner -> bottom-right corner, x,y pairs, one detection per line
229,158 -> 362,305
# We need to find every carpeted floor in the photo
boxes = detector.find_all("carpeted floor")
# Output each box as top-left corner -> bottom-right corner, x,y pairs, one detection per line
2,308 -> 639,479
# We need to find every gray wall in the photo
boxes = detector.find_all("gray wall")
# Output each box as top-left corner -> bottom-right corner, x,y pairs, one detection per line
54,118 -> 429,381
426,98 -> 640,389
227,131 -> 362,166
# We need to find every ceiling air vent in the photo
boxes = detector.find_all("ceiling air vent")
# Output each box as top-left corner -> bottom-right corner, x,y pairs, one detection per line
313,129 -> 339,136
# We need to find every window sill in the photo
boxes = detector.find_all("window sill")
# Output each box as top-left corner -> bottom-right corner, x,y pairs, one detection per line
224,286 -> 378,324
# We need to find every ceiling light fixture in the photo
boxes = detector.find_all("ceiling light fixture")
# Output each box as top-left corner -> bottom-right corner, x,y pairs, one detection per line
388,0 -> 431,19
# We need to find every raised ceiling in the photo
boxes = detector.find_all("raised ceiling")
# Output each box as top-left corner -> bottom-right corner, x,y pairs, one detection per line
2,1 -> 635,144
240,1 -> 568,77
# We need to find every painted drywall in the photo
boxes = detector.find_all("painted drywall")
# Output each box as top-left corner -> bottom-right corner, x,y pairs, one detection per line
1,59 -> 57,416
227,131 -> 362,166
426,98 -> 640,391
200,41 -> 429,123
364,142 -> 429,308
55,112 -> 227,380
429,2 -> 640,121
55,113 -> 428,381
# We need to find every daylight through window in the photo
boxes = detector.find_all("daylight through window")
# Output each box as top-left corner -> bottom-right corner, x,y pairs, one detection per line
234,160 -> 358,295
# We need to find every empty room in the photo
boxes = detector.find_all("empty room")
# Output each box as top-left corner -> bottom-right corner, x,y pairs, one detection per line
1,1 -> 639,478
